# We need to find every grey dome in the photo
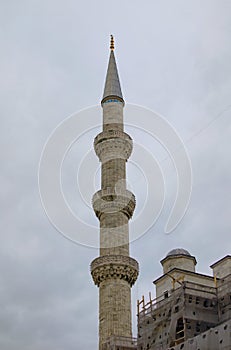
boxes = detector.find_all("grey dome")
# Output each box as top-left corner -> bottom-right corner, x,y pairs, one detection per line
166,248 -> 191,257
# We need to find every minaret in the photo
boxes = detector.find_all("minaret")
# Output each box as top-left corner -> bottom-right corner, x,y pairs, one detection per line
91,36 -> 139,349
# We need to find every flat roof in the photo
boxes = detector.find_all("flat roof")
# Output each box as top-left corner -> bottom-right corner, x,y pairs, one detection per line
153,267 -> 215,284
210,255 -> 231,268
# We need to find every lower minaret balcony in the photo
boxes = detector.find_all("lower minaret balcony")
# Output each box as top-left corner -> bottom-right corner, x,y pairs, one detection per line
91,255 -> 139,287
92,189 -> 136,219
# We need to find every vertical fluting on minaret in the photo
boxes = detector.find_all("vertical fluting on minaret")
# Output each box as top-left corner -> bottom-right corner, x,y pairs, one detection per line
91,36 -> 139,350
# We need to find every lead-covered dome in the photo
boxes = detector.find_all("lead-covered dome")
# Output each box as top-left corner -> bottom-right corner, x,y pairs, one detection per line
161,248 -> 196,274
166,248 -> 191,257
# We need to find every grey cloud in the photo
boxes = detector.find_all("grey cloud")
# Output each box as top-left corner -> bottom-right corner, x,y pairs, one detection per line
0,0 -> 230,349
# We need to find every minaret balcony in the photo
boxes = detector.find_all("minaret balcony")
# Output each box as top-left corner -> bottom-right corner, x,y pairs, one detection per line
92,189 -> 136,219
94,131 -> 133,162
91,255 -> 139,287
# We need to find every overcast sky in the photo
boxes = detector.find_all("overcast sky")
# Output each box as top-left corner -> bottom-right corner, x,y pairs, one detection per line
1,1 -> 231,349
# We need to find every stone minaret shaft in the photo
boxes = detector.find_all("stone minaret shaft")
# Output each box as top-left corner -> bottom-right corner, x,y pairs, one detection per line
91,37 -> 139,350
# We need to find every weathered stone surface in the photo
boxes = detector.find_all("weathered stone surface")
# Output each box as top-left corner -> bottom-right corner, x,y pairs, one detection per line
92,190 -> 136,219
91,255 -> 139,287
99,279 -> 132,347
94,134 -> 133,162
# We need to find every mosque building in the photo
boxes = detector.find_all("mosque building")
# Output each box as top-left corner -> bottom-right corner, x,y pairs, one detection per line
90,37 -> 231,350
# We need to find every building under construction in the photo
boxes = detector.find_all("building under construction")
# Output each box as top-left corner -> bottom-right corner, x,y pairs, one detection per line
137,249 -> 231,350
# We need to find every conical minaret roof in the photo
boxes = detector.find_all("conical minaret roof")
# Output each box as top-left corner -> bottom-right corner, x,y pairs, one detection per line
101,35 -> 124,104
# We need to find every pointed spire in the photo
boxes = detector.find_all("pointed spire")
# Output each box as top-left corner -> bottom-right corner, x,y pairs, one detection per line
101,35 -> 124,105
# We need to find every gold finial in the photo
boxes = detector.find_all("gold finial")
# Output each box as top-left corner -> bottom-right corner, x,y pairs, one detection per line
110,35 -> 115,51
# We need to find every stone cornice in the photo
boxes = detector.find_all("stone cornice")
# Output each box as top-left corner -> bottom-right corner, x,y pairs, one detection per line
94,130 -> 132,144
92,190 -> 136,219
91,255 -> 139,287
94,131 -> 133,162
